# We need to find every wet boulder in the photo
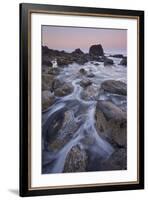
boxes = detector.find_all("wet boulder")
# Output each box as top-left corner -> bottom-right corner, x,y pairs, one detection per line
49,110 -> 81,152
119,57 -> 127,66
87,72 -> 95,78
52,78 -> 65,91
42,74 -> 55,91
63,145 -> 88,172
79,68 -> 87,75
42,90 -> 55,111
89,44 -> 104,57
104,58 -> 114,66
54,82 -> 74,97
81,85 -> 99,100
95,100 -> 127,147
101,148 -> 127,170
100,80 -> 127,96
94,62 -> 100,66
80,79 -> 92,88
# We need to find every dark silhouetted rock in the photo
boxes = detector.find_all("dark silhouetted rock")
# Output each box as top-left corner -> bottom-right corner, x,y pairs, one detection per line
72,48 -> 84,55
89,44 -> 104,57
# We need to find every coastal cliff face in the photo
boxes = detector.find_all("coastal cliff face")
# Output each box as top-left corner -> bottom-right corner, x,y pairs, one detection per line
42,44 -> 127,174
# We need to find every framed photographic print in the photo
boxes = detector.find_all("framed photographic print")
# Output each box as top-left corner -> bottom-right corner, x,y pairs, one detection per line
19,3 -> 144,197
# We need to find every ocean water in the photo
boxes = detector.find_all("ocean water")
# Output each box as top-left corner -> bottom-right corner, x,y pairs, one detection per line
42,56 -> 127,173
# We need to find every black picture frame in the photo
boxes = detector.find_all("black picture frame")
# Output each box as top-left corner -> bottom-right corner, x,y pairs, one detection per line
20,3 -> 144,197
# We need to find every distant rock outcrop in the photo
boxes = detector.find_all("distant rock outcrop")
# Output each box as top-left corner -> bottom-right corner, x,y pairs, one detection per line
72,48 -> 84,55
89,44 -> 104,57
119,57 -> 127,66
104,58 -> 114,66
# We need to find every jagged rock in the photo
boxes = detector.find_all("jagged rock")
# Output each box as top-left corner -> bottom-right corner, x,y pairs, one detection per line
95,100 -> 127,147
63,145 -> 88,172
100,80 -> 127,96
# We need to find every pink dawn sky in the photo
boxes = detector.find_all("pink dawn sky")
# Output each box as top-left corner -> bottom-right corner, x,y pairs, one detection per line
42,26 -> 127,54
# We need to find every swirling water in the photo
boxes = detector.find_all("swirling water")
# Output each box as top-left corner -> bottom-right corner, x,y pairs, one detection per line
42,57 -> 127,173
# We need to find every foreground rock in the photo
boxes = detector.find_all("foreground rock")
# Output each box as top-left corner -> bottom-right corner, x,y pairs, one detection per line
80,79 -> 92,88
101,148 -> 127,170
104,58 -> 114,66
42,90 -> 55,111
95,100 -> 127,147
63,145 -> 88,172
49,110 -> 81,152
119,57 -> 127,66
100,80 -> 127,96
81,85 -> 99,100
54,82 -> 74,97
42,74 -> 54,91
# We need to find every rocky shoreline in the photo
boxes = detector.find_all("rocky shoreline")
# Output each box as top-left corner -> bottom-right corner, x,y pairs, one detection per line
42,44 -> 127,173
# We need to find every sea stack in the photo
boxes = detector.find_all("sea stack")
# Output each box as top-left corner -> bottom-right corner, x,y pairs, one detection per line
89,44 -> 104,57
